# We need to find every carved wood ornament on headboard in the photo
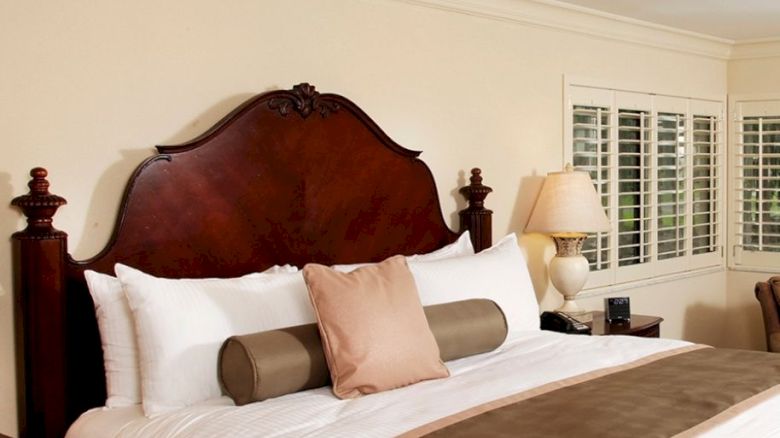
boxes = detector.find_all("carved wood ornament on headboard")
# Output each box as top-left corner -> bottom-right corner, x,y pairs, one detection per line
11,83 -> 492,438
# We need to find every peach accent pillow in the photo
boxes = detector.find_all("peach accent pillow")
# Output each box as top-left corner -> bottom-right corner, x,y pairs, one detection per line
303,255 -> 449,399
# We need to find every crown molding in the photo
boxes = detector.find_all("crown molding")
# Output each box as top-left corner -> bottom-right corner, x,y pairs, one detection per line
394,0 -> 734,60
730,38 -> 780,60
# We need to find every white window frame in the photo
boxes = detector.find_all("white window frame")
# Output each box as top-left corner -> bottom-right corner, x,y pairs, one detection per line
729,93 -> 780,272
564,77 -> 725,291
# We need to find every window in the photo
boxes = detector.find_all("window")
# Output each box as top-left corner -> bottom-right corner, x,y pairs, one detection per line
566,85 -> 724,289
731,95 -> 780,270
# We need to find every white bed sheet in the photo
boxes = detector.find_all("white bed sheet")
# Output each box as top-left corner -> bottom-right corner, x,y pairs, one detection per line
67,332 -> 780,437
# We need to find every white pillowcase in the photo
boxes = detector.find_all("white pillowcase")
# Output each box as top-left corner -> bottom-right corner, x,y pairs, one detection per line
408,231 -> 474,261
115,264 -> 315,416
334,231 -> 473,272
85,270 -> 141,408
84,264 -> 297,409
408,233 -> 540,335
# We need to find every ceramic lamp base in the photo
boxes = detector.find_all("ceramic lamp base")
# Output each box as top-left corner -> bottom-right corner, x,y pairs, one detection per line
558,296 -> 586,315
549,233 -> 590,315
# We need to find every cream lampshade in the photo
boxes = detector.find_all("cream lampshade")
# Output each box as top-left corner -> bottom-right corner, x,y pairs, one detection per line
526,164 -> 610,315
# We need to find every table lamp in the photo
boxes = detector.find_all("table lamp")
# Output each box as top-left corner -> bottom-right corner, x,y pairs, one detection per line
525,164 -> 611,315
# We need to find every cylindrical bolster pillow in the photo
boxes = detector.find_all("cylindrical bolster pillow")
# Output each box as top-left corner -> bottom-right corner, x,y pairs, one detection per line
424,299 -> 508,362
219,298 -> 507,405
219,324 -> 330,406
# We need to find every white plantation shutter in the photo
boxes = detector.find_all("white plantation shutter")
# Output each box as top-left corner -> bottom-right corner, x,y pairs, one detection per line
733,97 -> 780,269
567,84 -> 724,289
687,99 -> 723,271
656,112 -> 687,261
572,105 -> 611,272
691,115 -> 719,256
617,109 -> 652,267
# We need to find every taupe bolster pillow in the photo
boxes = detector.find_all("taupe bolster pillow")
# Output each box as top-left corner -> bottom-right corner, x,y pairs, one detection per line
219,298 -> 507,405
219,324 -> 330,406
425,299 -> 508,362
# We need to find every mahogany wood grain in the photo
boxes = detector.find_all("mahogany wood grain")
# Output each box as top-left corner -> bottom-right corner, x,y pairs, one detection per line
459,168 -> 493,252
587,311 -> 663,338
10,84 -> 492,438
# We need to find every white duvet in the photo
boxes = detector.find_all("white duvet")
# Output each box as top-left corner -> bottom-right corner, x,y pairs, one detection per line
68,332 -> 780,438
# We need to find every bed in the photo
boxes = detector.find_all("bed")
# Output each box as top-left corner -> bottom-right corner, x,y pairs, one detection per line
11,83 -> 780,438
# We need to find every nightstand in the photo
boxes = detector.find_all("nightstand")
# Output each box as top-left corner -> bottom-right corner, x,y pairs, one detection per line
587,311 -> 663,338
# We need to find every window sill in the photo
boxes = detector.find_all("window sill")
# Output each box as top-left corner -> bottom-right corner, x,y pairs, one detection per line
579,264 -> 725,298
728,264 -> 780,274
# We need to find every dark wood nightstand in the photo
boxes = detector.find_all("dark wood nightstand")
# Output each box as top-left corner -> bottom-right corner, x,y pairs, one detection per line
586,311 -> 663,338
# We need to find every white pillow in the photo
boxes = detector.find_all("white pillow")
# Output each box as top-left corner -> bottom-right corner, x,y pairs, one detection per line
335,231 -> 473,272
408,231 -> 474,261
85,270 -> 141,408
114,264 -> 314,416
85,264 -> 297,408
408,233 -> 540,335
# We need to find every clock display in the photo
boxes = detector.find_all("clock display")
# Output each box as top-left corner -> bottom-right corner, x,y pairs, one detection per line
605,296 -> 631,322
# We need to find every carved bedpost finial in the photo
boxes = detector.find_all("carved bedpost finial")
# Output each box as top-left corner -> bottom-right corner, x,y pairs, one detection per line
460,168 -> 493,210
11,167 -> 68,239
268,83 -> 340,118
458,168 -> 493,252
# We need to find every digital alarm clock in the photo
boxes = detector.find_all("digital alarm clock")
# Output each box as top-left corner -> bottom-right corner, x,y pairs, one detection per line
605,297 -> 631,322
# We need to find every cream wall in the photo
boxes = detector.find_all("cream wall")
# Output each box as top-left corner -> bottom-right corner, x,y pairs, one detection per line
0,1 -> 728,436
730,55 -> 780,94
723,271 -> 769,350
722,54 -> 780,350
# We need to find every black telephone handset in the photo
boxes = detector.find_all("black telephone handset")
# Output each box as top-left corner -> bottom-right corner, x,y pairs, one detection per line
540,311 -> 592,335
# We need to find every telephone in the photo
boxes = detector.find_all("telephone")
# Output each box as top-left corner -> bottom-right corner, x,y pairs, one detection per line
540,311 -> 592,335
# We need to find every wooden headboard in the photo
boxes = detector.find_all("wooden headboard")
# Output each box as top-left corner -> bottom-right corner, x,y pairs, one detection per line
11,83 -> 492,438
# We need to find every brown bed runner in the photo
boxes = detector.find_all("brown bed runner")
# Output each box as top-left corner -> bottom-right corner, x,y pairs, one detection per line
403,346 -> 780,438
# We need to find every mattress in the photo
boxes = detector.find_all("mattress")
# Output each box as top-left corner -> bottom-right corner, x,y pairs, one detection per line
67,331 -> 780,437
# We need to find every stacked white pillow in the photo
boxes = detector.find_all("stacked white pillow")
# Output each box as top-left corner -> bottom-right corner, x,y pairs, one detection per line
409,233 -> 540,334
334,233 -> 539,334
86,232 -> 478,416
115,265 -> 315,416
84,271 -> 141,408
84,265 -> 297,409
333,230 -> 475,271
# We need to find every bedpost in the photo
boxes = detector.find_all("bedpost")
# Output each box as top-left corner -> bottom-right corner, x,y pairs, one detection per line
459,168 -> 493,252
11,167 -> 68,438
